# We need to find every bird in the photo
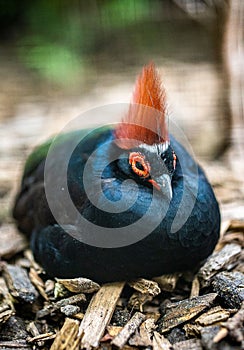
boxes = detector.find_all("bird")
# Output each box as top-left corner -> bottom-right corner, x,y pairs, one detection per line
13,63 -> 220,283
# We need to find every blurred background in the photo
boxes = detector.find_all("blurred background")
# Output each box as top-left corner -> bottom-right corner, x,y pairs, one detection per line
0,0 -> 243,223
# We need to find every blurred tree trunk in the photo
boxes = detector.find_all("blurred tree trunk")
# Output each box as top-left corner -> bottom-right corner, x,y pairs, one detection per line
224,0 -> 244,175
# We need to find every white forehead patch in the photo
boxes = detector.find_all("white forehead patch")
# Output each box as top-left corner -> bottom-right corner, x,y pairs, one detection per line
161,141 -> 170,152
139,141 -> 169,154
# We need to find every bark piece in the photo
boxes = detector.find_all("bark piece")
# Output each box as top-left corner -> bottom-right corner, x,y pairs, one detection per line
50,318 -> 80,350
79,282 -> 125,349
37,293 -> 86,318
3,264 -> 38,303
0,316 -> 29,341
197,244 -> 241,287
212,271 -> 244,308
158,293 -> 217,333
60,305 -> 80,317
128,278 -> 161,296
112,312 -> 146,348
0,224 -> 27,259
55,277 -> 100,294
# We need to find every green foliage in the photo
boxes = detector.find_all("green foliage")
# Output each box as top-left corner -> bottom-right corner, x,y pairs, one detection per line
19,39 -> 84,86
98,0 -> 154,29
16,0 -> 158,87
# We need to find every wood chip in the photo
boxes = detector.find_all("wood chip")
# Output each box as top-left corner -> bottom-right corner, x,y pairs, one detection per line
128,291 -> 153,311
0,307 -> 14,324
213,327 -> 229,343
229,219 -> 244,231
111,312 -> 146,348
0,277 -> 15,323
24,250 -> 43,273
190,276 -> 200,298
107,325 -> 123,337
128,278 -> 161,296
0,340 -> 31,349
214,301 -> 244,343
37,293 -> 86,318
127,277 -> 161,311
27,332 -> 56,343
50,318 -> 80,350
220,220 -> 232,239
54,281 -> 70,298
183,323 -> 202,337
219,232 -> 244,249
129,318 -> 155,347
26,321 -> 45,347
79,282 -> 125,349
3,264 -> 38,303
45,279 -> 55,295
0,224 -> 28,259
173,338 -> 202,350
212,271 -> 244,308
195,306 -> 230,326
152,331 -> 172,350
29,268 -> 49,301
197,243 -> 242,287
56,277 -> 100,294
153,273 -> 181,292
158,293 -> 217,333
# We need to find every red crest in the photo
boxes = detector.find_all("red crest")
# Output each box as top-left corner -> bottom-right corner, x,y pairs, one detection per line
115,62 -> 168,149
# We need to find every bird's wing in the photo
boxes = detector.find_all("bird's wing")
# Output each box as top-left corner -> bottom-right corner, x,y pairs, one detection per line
13,126 -> 113,234
13,129 -> 92,233
23,129 -> 90,179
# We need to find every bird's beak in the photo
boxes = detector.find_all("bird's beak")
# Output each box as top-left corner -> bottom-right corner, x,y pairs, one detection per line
148,174 -> 172,200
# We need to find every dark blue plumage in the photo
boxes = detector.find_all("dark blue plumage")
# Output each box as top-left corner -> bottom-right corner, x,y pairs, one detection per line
13,64 -> 220,283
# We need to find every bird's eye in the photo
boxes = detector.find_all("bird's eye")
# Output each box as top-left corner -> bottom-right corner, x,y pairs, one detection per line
173,151 -> 177,170
129,152 -> 150,178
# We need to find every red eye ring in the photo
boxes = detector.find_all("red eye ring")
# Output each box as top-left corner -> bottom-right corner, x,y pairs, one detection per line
129,152 -> 150,178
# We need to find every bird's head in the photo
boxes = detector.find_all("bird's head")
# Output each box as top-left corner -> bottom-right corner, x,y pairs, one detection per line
114,63 -> 176,200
